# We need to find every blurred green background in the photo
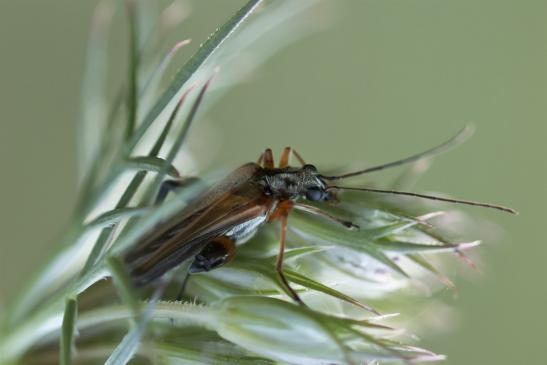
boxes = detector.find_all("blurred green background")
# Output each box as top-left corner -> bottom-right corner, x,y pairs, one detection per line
0,0 -> 544,364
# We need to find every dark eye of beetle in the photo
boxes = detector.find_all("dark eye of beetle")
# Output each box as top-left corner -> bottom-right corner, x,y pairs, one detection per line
305,188 -> 324,201
302,164 -> 317,172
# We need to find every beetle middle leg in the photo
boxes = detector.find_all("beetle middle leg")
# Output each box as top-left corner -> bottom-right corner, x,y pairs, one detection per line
276,212 -> 305,305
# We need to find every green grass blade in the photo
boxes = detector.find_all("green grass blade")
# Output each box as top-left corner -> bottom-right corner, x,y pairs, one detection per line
60,297 -> 78,365
139,39 -> 191,116
407,254 -> 456,289
143,76 -> 213,204
80,174 -> 146,274
282,246 -> 331,260
85,207 -> 149,229
374,240 -> 457,254
104,279 -> 166,365
157,341 -> 276,365
125,0 -> 139,140
283,269 -> 379,314
290,211 -> 408,277
81,85 -> 195,273
103,323 -> 142,365
108,173 -> 209,255
376,240 -> 480,254
125,0 -> 263,154
106,256 -> 140,316
78,0 -> 116,182
125,156 -> 181,178
76,89 -> 125,215
369,221 -> 421,240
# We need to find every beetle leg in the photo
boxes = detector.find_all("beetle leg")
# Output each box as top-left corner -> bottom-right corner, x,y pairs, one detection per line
188,237 -> 236,274
156,180 -> 183,204
292,149 -> 306,166
155,177 -> 201,204
176,237 -> 236,301
293,203 -> 360,230
276,214 -> 304,305
263,148 -> 275,169
279,147 -> 291,168
279,147 -> 306,168
175,272 -> 191,301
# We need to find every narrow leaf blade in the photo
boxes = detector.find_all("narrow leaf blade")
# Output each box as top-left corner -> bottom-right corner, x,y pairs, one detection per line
60,297 -> 78,365
126,0 -> 264,153
284,269 -> 379,314
125,156 -> 181,178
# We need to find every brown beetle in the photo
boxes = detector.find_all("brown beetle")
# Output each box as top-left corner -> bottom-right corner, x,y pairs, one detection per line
124,132 -> 516,304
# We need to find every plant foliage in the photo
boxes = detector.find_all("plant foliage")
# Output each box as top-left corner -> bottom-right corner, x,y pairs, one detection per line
0,1 -> 496,364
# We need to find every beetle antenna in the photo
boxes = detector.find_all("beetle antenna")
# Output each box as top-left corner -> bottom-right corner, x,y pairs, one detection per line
328,186 -> 518,214
320,125 -> 474,180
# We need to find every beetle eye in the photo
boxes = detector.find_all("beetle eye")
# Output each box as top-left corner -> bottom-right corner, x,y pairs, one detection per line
306,188 -> 324,201
303,164 -> 317,172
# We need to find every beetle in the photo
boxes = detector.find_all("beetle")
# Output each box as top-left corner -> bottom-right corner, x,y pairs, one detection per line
123,131 -> 516,304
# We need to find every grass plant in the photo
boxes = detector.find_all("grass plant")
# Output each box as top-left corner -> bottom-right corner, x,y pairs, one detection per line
0,1 -> 507,364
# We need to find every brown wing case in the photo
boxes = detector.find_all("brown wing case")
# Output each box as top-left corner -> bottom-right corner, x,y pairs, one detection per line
124,163 -> 272,286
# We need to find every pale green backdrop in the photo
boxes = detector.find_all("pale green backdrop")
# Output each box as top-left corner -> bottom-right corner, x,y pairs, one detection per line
0,1 -> 545,364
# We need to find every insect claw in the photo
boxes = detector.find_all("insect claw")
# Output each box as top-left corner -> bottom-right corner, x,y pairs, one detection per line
293,295 -> 307,307
346,222 -> 360,230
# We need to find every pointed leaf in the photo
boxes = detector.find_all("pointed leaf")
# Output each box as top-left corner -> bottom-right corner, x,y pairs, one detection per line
369,221 -> 419,240
368,212 -> 444,239
290,211 -> 408,277
407,254 -> 455,289
376,240 -> 479,254
139,39 -> 191,114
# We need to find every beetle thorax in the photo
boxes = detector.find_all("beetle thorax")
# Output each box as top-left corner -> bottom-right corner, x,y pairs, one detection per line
257,167 -> 327,200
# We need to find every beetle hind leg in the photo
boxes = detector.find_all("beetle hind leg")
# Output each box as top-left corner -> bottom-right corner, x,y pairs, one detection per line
189,237 -> 236,274
175,237 -> 236,301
